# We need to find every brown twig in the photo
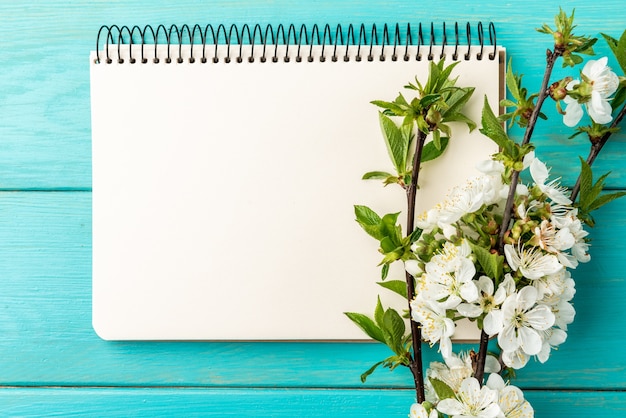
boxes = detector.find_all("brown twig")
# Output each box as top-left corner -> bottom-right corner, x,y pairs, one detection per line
476,48 -> 562,386
406,129 -> 427,403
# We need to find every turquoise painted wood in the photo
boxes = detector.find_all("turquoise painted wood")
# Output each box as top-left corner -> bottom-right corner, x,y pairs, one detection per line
1,388 -> 626,417
1,0 -> 626,416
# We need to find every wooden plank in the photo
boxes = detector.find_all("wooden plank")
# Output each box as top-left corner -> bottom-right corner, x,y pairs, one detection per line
0,191 -> 625,389
1,387 -> 625,417
0,1 -> 625,188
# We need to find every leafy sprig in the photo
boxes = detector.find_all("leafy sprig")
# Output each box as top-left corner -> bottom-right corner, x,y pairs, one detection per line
537,8 -> 596,67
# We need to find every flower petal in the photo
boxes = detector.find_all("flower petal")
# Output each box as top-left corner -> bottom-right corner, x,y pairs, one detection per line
525,304 -> 556,331
563,101 -> 583,127
518,326 -> 542,355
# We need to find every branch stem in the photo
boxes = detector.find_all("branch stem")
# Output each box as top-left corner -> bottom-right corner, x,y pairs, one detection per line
478,49 -> 562,385
406,129 -> 427,403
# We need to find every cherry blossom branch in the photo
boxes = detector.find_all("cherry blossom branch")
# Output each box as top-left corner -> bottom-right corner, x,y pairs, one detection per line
406,129 -> 428,403
475,48 -> 563,387
570,103 -> 626,201
496,49 -> 563,254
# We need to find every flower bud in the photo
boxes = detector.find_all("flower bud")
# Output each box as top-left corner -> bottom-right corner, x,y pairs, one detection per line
549,77 -> 572,101
425,107 -> 442,127
553,31 -> 565,48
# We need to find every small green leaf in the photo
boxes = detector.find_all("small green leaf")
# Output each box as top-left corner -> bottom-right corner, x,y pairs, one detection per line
505,58 -> 521,101
381,263 -> 390,280
578,157 -> 594,208
429,377 -> 457,400
379,112 -> 409,174
420,93 -> 442,108
344,312 -> 385,343
588,191 -> 626,212
354,205 -> 385,240
445,87 -> 475,111
374,297 -> 385,328
441,112 -> 477,132
432,129 -> 442,150
377,280 -> 408,299
382,308 -> 406,354
479,96 -> 514,150
602,30 -> 626,74
360,361 -> 384,383
469,242 -> 503,281
421,137 -> 449,163
362,171 -> 395,180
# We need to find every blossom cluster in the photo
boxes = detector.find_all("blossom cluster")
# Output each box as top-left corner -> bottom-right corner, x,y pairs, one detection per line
406,152 -> 586,369
410,352 -> 533,418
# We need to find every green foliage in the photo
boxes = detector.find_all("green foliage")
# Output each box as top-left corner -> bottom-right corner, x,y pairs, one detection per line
601,29 -> 626,75
429,377 -> 457,400
377,280 -> 408,299
354,205 -> 421,279
344,297 -> 412,382
369,60 -> 476,190
470,242 -> 504,282
499,59 -> 546,128
482,96 -> 534,173
537,8 -> 597,67
576,157 -> 626,226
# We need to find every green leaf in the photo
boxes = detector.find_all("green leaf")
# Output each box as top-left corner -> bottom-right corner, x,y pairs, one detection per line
429,377 -> 457,400
469,242 -> 503,281
505,58 -> 520,101
441,112 -> 477,132
381,263 -> 390,280
578,157 -> 594,208
354,205 -> 386,240
442,87 -> 475,118
588,191 -> 626,212
360,361 -> 384,383
602,30 -> 626,74
420,93 -> 442,108
379,112 -> 409,174
611,84 -> 626,111
371,100 -> 406,116
382,308 -> 406,354
479,96 -> 514,150
362,171 -> 395,180
377,280 -> 408,299
381,212 -> 402,245
374,297 -> 385,328
432,129 -> 442,150
344,312 -> 385,343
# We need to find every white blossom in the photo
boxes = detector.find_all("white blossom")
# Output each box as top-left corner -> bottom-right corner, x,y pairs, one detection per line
529,158 -> 572,205
457,275 -> 508,328
498,286 -> 555,356
504,244 -> 563,280
409,402 -> 438,418
419,241 -> 479,309
486,374 -> 534,418
437,377 -> 502,418
563,57 -> 619,126
426,351 -> 501,402
411,298 -> 455,358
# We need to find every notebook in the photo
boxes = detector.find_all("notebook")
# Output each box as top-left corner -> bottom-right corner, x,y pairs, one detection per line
90,22 -> 505,340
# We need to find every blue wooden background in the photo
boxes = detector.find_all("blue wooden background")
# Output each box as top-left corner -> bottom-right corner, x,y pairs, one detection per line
1,1 -> 625,416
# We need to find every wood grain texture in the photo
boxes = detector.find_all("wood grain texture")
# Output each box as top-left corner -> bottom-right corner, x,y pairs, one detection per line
0,0 -> 625,188
2,0 -> 626,415
1,388 -> 625,417
0,192 -> 624,390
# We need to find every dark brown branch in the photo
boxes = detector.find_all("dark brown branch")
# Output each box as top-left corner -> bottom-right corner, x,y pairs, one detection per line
406,129 -> 427,403
478,49 -> 562,386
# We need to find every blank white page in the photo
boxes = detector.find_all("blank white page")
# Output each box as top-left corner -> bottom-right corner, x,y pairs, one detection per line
91,44 -> 503,340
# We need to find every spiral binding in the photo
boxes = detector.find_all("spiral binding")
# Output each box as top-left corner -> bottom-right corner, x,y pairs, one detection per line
94,22 -> 497,65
